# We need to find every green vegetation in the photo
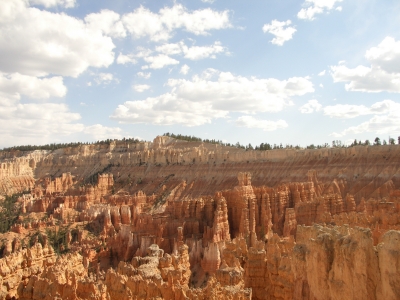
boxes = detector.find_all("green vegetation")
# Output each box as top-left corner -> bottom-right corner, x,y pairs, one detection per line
84,163 -> 113,185
1,134 -> 398,154
28,226 -> 79,255
164,133 -> 400,150
0,193 -> 26,233
0,137 -> 141,152
45,226 -> 70,255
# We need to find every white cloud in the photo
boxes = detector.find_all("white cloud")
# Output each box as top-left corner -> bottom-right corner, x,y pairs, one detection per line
94,73 -> 119,85
0,72 -> 67,100
327,100 -> 400,137
0,70 -> 83,147
122,4 -> 231,42
29,0 -> 76,8
235,116 -> 288,131
180,64 -> 190,75
184,41 -> 226,60
111,69 -> 314,126
0,102 -> 84,146
132,84 -> 150,92
155,41 -> 227,60
135,47 -> 154,58
331,37 -> 400,93
318,70 -> 326,76
262,20 -> 296,46
331,65 -> 400,93
201,0 -> 215,3
298,0 -> 343,21
299,99 -> 322,113
155,43 -> 183,56
83,124 -> 123,141
116,53 -> 137,65
111,96 -> 227,126
319,83 -> 324,88
0,0 -> 115,78
143,54 -> 179,69
323,100 -> 396,118
365,37 -> 400,74
331,114 -> 400,138
85,9 -> 126,38
137,72 -> 151,79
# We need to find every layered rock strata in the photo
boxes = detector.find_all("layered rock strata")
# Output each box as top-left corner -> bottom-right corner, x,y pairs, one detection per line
0,136 -> 400,299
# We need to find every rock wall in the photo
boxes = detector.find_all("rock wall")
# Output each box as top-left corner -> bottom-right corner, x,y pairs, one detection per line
1,136 -> 400,299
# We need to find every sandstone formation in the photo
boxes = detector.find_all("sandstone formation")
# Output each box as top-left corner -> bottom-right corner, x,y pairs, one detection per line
1,136 -> 400,299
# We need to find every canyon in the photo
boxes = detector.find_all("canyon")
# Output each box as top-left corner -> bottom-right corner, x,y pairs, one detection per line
1,135 -> 400,299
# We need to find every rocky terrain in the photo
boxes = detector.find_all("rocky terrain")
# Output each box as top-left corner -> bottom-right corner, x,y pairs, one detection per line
0,135 -> 400,299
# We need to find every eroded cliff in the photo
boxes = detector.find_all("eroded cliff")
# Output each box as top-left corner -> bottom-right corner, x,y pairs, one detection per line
1,136 -> 400,299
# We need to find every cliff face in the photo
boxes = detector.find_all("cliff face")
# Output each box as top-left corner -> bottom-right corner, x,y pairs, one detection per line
1,136 -> 400,299
2,136 -> 400,201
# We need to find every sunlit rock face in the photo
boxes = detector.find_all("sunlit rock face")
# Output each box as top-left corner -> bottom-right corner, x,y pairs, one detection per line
1,136 -> 400,299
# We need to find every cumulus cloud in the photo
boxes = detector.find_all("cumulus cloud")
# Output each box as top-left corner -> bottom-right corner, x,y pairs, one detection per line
0,0 -> 115,78
318,70 -> 326,76
180,64 -> 190,75
122,4 -> 231,42
262,20 -> 296,46
235,116 -> 288,131
111,96 -> 227,126
327,100 -> 400,137
93,73 -> 119,85
298,0 -> 343,21
29,0 -> 76,8
183,42 -> 226,60
323,100 -> 396,118
132,84 -> 150,92
201,0 -> 215,3
83,124 -> 123,141
143,54 -> 180,69
365,37 -> 400,74
0,102 -> 84,146
137,72 -> 151,79
0,72 -> 67,101
0,70 -> 83,146
331,37 -> 400,93
110,69 -> 314,126
117,53 -> 137,65
299,99 -> 322,113
155,41 -> 227,60
85,9 -> 126,38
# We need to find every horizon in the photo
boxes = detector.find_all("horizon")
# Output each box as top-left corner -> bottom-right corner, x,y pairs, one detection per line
1,0 -> 400,148
1,132 -> 396,151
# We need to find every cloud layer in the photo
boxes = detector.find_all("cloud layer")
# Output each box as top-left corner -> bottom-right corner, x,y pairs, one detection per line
0,0 -> 115,78
298,0 -> 343,20
122,4 -> 231,42
299,99 -> 322,113
262,20 -> 296,46
111,69 -> 313,126
236,116 -> 288,131
325,100 -> 400,137
331,37 -> 400,93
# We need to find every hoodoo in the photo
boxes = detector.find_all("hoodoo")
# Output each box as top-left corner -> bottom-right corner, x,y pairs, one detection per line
1,136 -> 400,299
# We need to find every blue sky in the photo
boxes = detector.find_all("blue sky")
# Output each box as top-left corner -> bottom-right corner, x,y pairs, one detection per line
1,0 -> 400,148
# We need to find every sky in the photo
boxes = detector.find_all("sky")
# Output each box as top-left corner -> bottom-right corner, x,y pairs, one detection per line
1,0 -> 400,148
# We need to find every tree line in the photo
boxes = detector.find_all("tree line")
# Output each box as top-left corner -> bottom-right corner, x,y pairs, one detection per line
0,137 -> 141,152
2,134 -> 398,153
164,133 -> 400,151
